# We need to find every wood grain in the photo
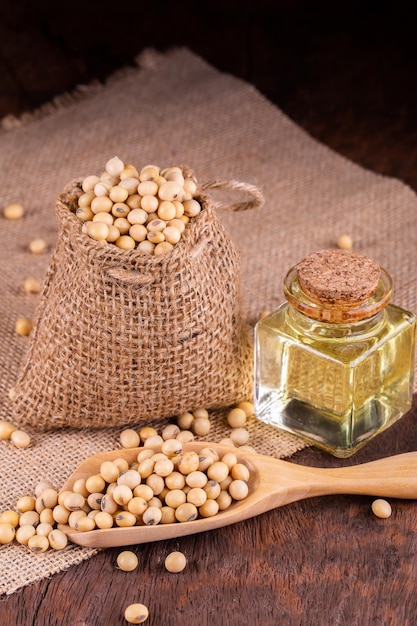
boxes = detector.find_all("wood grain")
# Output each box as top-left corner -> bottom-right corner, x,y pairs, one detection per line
3,405 -> 417,626
1,2 -> 417,624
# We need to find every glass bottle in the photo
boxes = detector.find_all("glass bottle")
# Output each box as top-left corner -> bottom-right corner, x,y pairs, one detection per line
254,249 -> 416,457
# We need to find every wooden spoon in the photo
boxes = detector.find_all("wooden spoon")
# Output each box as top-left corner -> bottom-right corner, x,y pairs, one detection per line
58,441 -> 417,548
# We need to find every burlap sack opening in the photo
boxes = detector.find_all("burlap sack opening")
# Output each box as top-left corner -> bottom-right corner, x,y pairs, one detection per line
11,175 -> 263,429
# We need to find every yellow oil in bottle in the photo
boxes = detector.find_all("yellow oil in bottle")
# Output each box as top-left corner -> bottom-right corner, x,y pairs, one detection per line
254,251 -> 416,457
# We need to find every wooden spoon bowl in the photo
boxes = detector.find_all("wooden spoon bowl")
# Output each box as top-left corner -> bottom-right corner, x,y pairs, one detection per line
58,442 -> 417,548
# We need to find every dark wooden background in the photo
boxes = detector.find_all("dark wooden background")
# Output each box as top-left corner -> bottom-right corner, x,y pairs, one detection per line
2,0 -> 417,191
1,1 -> 417,624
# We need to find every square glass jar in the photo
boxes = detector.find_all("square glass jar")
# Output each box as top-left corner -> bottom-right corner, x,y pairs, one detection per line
254,251 -> 416,457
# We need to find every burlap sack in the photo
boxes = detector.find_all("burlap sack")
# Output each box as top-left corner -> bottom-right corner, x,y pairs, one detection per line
11,174 -> 263,429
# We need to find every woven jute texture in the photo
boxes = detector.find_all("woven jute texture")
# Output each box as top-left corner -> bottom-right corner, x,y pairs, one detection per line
1,47 -> 417,596
11,179 -> 255,429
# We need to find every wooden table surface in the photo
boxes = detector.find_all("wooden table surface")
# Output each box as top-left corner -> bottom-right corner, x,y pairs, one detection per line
2,2 -> 417,624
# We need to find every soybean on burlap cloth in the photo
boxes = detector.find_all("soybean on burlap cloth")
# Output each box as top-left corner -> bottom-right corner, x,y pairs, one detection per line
1,47 -> 417,596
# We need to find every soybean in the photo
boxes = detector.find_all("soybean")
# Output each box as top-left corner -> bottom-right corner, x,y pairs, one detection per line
0,421 -> 16,440
76,158 -> 201,255
0,523 -> 15,544
124,603 -> 149,624
117,550 -> 138,572
15,318 -> 33,336
164,550 -> 187,573
23,277 -> 42,294
29,238 -> 47,254
10,429 -> 31,448
372,499 -> 392,519
3,203 -> 24,219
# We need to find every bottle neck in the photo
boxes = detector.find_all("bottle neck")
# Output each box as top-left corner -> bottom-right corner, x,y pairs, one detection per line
285,303 -> 386,339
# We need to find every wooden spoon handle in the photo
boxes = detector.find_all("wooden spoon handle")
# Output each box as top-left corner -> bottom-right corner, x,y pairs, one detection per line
288,452 -> 417,501
316,452 -> 417,499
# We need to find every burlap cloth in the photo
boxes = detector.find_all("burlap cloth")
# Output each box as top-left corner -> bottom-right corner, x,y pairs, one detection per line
1,47 -> 417,596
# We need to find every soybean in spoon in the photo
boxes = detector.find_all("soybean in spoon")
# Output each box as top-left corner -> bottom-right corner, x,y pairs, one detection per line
58,441 -> 417,548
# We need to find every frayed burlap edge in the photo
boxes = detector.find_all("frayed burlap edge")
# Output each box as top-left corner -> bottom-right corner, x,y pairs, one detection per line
0,48 -> 170,132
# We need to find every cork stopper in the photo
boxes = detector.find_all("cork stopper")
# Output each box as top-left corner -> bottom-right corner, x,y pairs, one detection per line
296,249 -> 381,306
